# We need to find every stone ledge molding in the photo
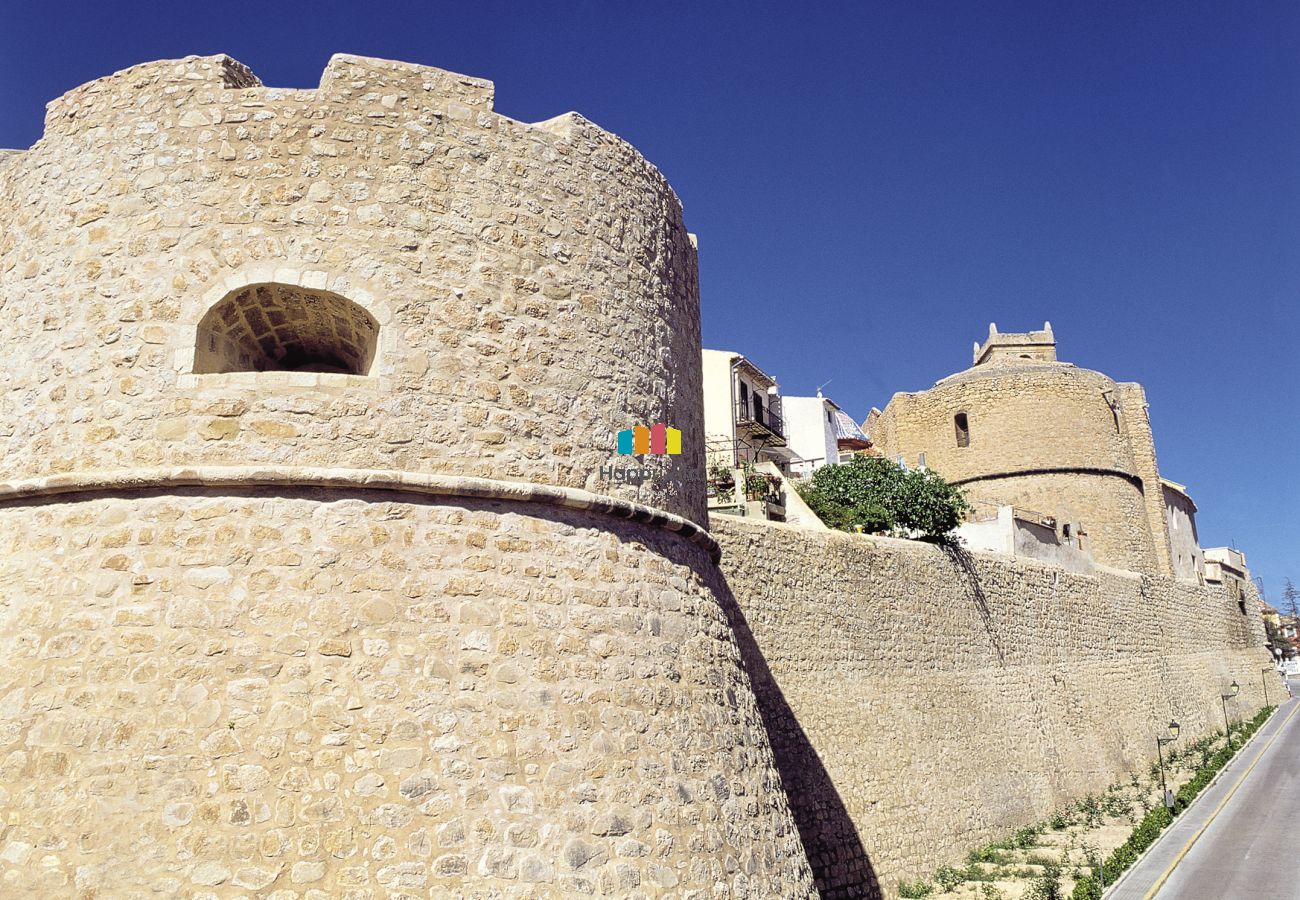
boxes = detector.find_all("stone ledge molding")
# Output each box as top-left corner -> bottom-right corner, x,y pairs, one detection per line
0,466 -> 721,562
951,465 -> 1144,487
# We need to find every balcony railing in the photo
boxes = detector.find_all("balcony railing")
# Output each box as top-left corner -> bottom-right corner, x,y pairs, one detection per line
735,397 -> 785,442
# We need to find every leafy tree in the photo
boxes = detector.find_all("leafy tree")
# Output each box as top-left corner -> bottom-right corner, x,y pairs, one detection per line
795,456 -> 971,541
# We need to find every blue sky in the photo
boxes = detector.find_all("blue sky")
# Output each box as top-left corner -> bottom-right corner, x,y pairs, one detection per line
3,1 -> 1296,595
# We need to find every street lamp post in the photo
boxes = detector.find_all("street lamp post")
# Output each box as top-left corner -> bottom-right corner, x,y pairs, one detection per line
1221,680 -> 1240,748
1262,667 -> 1272,707
1156,720 -> 1180,811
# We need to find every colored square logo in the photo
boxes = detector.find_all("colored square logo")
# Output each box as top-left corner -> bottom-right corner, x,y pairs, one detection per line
617,423 -> 681,455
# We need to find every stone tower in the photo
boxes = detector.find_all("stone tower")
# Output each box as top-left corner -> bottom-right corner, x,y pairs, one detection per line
871,324 -> 1175,575
0,55 -> 813,895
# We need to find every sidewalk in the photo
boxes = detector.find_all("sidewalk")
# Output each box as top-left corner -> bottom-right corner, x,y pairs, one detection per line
1106,686 -> 1300,900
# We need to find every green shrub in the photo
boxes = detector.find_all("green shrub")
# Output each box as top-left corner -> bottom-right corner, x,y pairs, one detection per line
968,845 -> 1014,866
1100,789 -> 1130,819
1024,861 -> 1064,900
1076,794 -> 1103,828
898,880 -> 934,898
795,456 -> 971,539
934,865 -> 964,891
1012,823 -> 1044,849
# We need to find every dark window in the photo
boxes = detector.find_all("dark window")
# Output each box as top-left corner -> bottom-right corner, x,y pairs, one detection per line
954,412 -> 970,448
739,381 -> 749,413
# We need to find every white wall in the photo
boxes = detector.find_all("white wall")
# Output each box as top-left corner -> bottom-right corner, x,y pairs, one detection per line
783,396 -> 836,476
1163,485 -> 1204,582
702,349 -> 737,463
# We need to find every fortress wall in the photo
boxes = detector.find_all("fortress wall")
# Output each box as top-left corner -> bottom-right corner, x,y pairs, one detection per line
712,517 -> 1271,898
958,471 -> 1155,575
1113,382 -> 1175,576
872,368 -> 1165,573
873,368 -> 1137,480
0,53 -> 706,523
0,493 -> 814,897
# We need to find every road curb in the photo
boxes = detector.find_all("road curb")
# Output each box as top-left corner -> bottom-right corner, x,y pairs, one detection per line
1101,696 -> 1296,899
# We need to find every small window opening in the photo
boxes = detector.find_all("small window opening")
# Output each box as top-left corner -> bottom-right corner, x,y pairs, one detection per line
1019,353 -> 1032,359
194,283 -> 379,375
954,412 -> 970,448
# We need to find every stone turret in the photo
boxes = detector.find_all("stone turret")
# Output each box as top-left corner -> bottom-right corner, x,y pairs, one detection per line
874,325 -> 1175,575
972,321 -> 1057,366
0,55 -> 814,896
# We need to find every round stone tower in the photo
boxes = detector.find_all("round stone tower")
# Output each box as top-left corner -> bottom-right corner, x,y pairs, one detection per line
0,55 -> 813,896
871,323 -> 1174,575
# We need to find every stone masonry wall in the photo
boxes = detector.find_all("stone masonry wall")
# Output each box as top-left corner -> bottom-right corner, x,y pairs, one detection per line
712,516 -> 1271,899
871,365 -> 1166,574
0,492 -> 814,898
956,471 -> 1154,575
0,53 -> 706,523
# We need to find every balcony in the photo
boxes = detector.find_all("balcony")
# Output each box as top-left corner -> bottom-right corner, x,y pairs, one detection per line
735,397 -> 786,446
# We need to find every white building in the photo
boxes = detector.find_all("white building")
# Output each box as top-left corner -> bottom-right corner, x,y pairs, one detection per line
782,393 -> 872,478
1204,547 -> 1247,585
957,504 -> 1094,574
701,349 -> 799,472
1161,479 -> 1205,583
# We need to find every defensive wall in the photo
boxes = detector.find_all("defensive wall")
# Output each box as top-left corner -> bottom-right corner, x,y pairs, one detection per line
713,515 -> 1272,898
0,53 -> 1273,900
871,363 -> 1171,576
0,54 -> 813,897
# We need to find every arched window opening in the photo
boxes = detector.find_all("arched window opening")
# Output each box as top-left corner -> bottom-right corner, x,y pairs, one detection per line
954,412 -> 970,448
195,283 -> 379,375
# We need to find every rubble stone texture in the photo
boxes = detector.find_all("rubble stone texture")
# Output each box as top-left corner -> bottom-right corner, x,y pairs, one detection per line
714,517 -> 1272,896
0,52 -> 1274,900
871,358 -> 1174,575
0,51 -> 705,523
0,54 -> 812,897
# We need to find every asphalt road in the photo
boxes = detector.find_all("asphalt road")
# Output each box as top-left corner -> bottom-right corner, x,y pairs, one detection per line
1144,681 -> 1300,900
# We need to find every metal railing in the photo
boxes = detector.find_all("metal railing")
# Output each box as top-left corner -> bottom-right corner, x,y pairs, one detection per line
734,397 -> 784,439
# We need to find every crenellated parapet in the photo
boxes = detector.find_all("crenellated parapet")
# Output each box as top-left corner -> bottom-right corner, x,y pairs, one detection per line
1,53 -> 704,522
0,56 -> 814,897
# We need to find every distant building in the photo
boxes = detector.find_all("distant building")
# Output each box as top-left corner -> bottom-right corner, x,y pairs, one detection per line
1262,604 -> 1280,631
1161,479 -> 1204,582
701,349 -> 799,473
783,393 -> 872,477
869,322 -> 1203,578
1204,547 -> 1248,585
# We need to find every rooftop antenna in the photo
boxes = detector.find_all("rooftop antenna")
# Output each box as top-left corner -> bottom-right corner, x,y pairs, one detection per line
815,378 -> 833,398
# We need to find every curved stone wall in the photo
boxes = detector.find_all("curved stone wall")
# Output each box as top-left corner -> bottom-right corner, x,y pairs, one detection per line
0,492 -> 814,896
958,471 -> 1156,574
0,53 -> 705,522
875,365 -> 1136,480
0,54 -> 812,896
872,364 -> 1166,572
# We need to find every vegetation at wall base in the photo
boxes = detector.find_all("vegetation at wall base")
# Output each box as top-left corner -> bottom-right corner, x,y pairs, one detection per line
898,705 -> 1277,900
795,455 -> 972,539
1069,704 -> 1277,900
